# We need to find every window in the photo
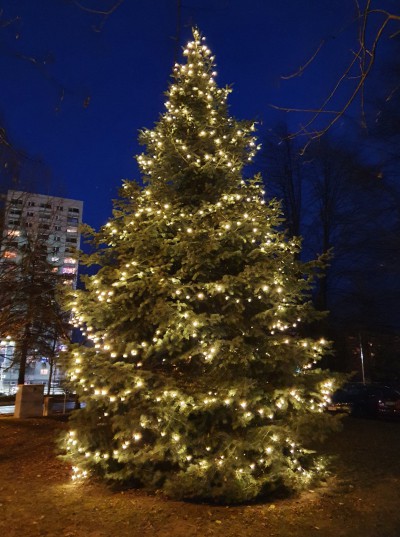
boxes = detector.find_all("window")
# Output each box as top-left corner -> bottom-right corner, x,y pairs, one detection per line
52,247 -> 60,253
51,256 -> 60,262
62,267 -> 76,274
54,236 -> 61,242
10,208 -> 22,215
67,226 -> 78,233
28,201 -> 35,207
68,207 -> 80,214
66,237 -> 77,244
56,206 -> 64,211
40,203 -> 52,209
8,219 -> 20,226
11,198 -> 23,205
7,229 -> 20,237
68,217 -> 79,224
27,211 -> 34,217
55,225 -> 62,231
63,257 -> 77,265
3,251 -> 17,259
39,224 -> 50,230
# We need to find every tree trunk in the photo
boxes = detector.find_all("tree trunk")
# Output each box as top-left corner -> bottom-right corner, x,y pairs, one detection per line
17,331 -> 30,385
18,341 -> 28,384
46,339 -> 57,395
46,359 -> 54,396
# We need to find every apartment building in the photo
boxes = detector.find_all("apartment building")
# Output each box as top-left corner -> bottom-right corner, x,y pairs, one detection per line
3,190 -> 83,287
0,190 -> 84,393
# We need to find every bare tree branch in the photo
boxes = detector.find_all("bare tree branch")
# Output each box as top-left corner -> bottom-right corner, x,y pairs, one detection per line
270,105 -> 340,115
72,0 -> 125,32
281,40 -> 325,80
72,0 -> 124,16
274,1 -> 400,149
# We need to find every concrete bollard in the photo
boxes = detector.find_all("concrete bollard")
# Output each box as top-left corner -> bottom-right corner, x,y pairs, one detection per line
14,384 -> 44,418
43,396 -> 54,416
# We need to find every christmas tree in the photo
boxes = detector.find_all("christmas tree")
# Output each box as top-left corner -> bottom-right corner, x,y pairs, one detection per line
64,29 -> 338,503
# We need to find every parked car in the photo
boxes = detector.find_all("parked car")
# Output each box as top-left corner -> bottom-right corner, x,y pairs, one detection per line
327,383 -> 400,418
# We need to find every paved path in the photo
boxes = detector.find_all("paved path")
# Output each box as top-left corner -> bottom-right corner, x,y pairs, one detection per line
0,405 -> 14,415
0,401 -> 77,415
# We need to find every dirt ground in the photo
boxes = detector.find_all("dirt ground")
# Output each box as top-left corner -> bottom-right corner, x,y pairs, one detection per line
1,415 -> 400,537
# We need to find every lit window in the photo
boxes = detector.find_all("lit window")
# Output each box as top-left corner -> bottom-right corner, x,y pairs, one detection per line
51,257 -> 60,262
67,227 -> 78,233
3,251 -> 17,259
7,229 -> 20,237
62,267 -> 76,274
63,257 -> 77,264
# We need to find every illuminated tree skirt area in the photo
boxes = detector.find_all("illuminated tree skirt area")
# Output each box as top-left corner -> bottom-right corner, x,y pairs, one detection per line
1,416 -> 400,537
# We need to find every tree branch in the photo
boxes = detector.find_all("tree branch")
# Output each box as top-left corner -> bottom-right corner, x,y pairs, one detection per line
273,1 -> 399,149
72,0 -> 125,31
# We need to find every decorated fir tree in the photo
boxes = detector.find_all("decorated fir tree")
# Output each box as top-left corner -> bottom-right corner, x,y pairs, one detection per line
64,29 -> 338,503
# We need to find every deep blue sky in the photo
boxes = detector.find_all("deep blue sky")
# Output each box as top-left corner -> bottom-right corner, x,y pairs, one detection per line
0,0 -> 362,229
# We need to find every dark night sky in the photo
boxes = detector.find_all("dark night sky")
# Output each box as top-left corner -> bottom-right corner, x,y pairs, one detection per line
0,0 -> 363,229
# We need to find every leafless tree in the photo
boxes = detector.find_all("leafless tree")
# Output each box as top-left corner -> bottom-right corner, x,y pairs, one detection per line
262,128 -> 400,328
0,236 -> 71,384
262,123 -> 304,239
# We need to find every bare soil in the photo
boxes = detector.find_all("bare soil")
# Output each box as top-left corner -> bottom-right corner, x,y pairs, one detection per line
1,415 -> 400,537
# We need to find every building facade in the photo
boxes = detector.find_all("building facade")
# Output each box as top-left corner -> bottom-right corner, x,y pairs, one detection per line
0,190 -> 83,394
